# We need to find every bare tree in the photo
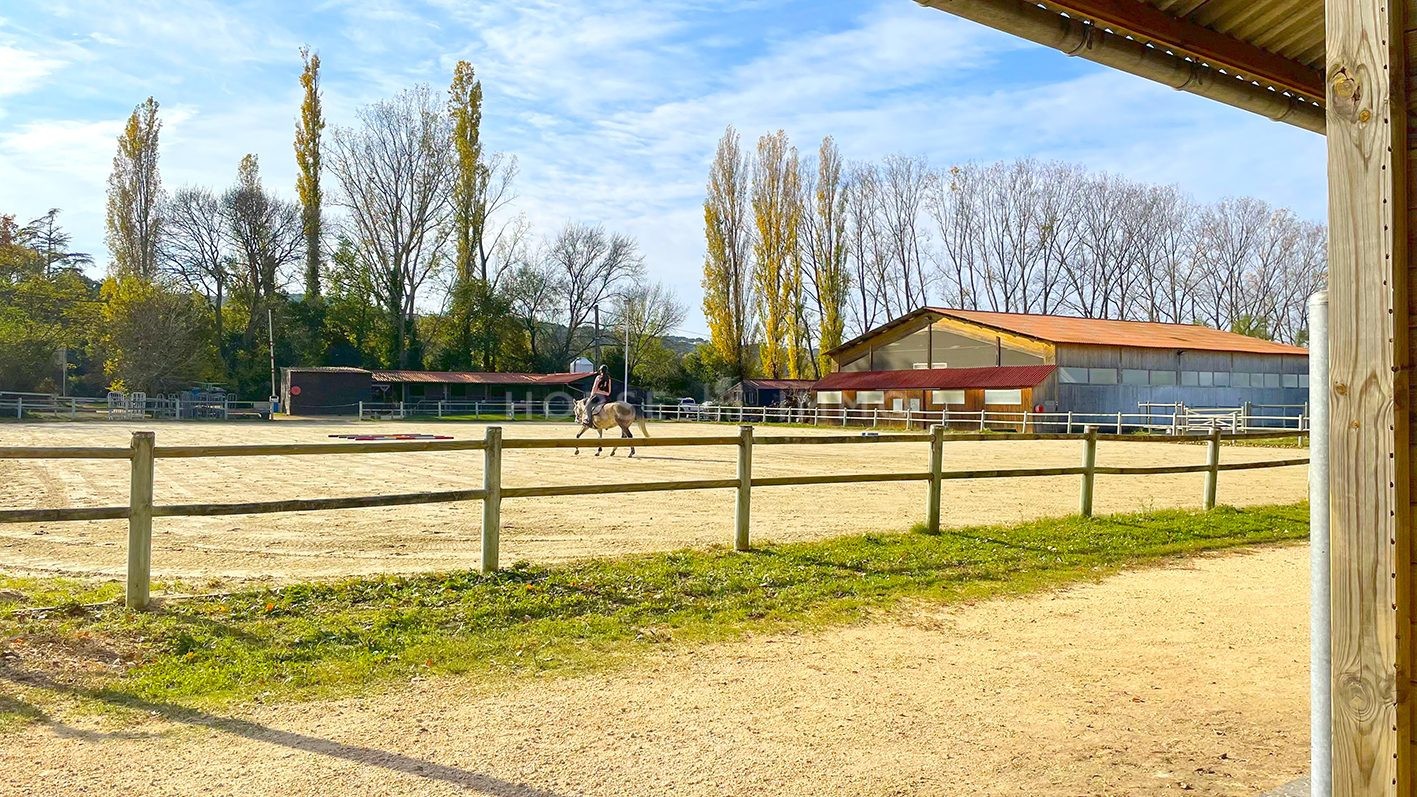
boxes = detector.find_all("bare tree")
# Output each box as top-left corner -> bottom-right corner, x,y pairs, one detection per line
162,186 -> 231,360
541,222 -> 645,366
327,84 -> 455,367
615,282 -> 687,376
800,136 -> 850,377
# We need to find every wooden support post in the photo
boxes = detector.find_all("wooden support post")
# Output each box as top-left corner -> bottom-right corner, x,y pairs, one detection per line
927,424 -> 944,533
126,431 -> 155,610
1078,426 -> 1097,518
1326,2 -> 1416,792
1066,410 -> 1074,434
1203,425 -> 1221,510
480,426 -> 502,574
1116,411 -> 1123,435
734,425 -> 752,551
437,400 -> 444,419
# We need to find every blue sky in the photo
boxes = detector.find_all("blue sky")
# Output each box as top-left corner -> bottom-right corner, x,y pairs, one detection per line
0,0 -> 1324,336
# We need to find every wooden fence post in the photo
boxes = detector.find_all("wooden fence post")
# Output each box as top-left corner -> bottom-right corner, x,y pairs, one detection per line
481,426 -> 503,573
1078,425 -> 1097,518
979,410 -> 986,431
1066,410 -> 1074,434
927,424 -> 944,533
734,425 -> 753,551
1204,425 -> 1221,510
126,431 -> 155,610
1115,411 -> 1123,435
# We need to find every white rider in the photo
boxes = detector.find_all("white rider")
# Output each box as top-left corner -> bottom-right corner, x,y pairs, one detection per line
585,365 -> 612,426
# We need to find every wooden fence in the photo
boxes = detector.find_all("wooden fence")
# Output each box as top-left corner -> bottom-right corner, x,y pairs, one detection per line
0,426 -> 1310,610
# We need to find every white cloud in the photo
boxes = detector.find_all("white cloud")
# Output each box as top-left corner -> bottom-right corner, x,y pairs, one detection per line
0,44 -> 64,97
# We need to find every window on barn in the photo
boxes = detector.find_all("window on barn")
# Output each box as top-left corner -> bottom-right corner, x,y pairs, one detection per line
1232,372 -> 1251,388
1299,375 -> 1310,388
1181,371 -> 1199,386
1149,370 -> 1177,386
983,388 -> 1022,404
1263,373 -> 1281,388
1059,367 -> 1088,384
1122,369 -> 1148,385
816,391 -> 843,404
931,389 -> 965,405
1213,371 -> 1230,387
1198,370 -> 1214,387
855,390 -> 885,405
1088,368 -> 1118,384
1282,373 -> 1299,388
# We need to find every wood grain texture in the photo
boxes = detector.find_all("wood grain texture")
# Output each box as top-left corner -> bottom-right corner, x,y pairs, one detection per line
1327,0 -> 1413,793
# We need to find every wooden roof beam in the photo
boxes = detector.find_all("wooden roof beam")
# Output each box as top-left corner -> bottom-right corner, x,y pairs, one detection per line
915,0 -> 1325,134
1038,0 -> 1325,99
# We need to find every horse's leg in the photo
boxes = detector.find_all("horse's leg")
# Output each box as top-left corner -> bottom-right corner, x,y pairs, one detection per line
623,422 -> 635,457
574,425 -> 587,455
607,423 -> 617,457
595,427 -> 604,456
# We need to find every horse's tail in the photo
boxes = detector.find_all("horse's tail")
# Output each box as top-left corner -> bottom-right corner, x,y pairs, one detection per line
636,412 -> 650,438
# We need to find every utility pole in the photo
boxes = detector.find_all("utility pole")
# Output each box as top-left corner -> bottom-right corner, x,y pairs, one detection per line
593,305 -> 601,370
267,308 -> 277,404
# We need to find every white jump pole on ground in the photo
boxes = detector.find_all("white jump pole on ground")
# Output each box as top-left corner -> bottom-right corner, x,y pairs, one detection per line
1307,291 -> 1331,797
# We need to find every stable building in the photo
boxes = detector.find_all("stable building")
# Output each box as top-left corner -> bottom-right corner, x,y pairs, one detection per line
281,368 -> 598,416
818,308 -> 1308,422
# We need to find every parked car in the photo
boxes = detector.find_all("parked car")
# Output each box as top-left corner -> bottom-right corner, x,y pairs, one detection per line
676,397 -> 699,418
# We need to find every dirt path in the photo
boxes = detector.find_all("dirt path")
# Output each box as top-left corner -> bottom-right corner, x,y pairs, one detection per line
0,420 -> 1307,588
0,545 -> 1309,796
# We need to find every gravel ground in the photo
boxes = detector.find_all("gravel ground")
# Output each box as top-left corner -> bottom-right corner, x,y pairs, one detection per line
0,419 -> 1307,588
1,545 -> 1309,796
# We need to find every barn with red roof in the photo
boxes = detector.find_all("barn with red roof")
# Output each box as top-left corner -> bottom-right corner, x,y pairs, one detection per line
817,308 -> 1309,427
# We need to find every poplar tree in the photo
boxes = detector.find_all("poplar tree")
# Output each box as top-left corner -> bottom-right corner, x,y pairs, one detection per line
294,45 -> 325,300
449,59 -> 483,283
751,130 -> 803,378
702,125 -> 754,382
446,59 -> 484,368
105,96 -> 164,279
805,136 -> 849,376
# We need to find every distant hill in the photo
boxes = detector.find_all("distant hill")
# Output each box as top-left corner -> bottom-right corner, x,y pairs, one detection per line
662,334 -> 709,356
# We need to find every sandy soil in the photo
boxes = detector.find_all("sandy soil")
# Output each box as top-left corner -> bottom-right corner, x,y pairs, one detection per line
0,419 -> 1307,587
0,545 -> 1309,796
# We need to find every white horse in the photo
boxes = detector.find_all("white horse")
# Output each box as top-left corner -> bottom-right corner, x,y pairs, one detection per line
573,399 -> 649,457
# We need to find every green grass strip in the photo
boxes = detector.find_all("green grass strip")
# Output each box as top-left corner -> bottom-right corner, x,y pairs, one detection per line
1,503 -> 1307,717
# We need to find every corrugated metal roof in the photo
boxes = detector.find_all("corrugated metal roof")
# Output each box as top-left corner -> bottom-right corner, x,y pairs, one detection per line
826,308 -> 1307,358
370,370 -> 591,385
815,366 -> 1057,391
741,379 -> 817,390
284,366 -> 370,374
932,308 -> 1308,355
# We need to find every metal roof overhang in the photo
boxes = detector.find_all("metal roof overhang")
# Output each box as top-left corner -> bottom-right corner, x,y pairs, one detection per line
915,0 -> 1326,134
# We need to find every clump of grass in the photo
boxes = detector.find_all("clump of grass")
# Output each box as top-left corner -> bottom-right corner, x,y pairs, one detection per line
1,503 -> 1306,717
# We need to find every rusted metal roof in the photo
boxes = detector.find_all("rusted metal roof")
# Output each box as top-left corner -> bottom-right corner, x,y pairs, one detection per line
740,379 -> 818,390
815,365 -> 1057,391
826,308 -> 1306,358
370,370 -> 591,385
284,366 -> 369,373
933,308 -> 1309,355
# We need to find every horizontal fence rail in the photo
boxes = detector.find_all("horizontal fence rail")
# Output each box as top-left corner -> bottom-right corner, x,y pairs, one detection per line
0,425 -> 1310,609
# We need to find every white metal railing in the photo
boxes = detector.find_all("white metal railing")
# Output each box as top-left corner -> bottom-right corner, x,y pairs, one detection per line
0,395 -> 271,421
354,399 -> 1309,434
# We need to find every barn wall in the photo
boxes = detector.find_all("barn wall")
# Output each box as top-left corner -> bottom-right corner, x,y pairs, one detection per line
839,325 -> 1046,372
283,370 -> 372,416
1054,344 -> 1309,419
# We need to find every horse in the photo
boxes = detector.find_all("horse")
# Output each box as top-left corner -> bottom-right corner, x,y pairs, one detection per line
573,399 -> 649,457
